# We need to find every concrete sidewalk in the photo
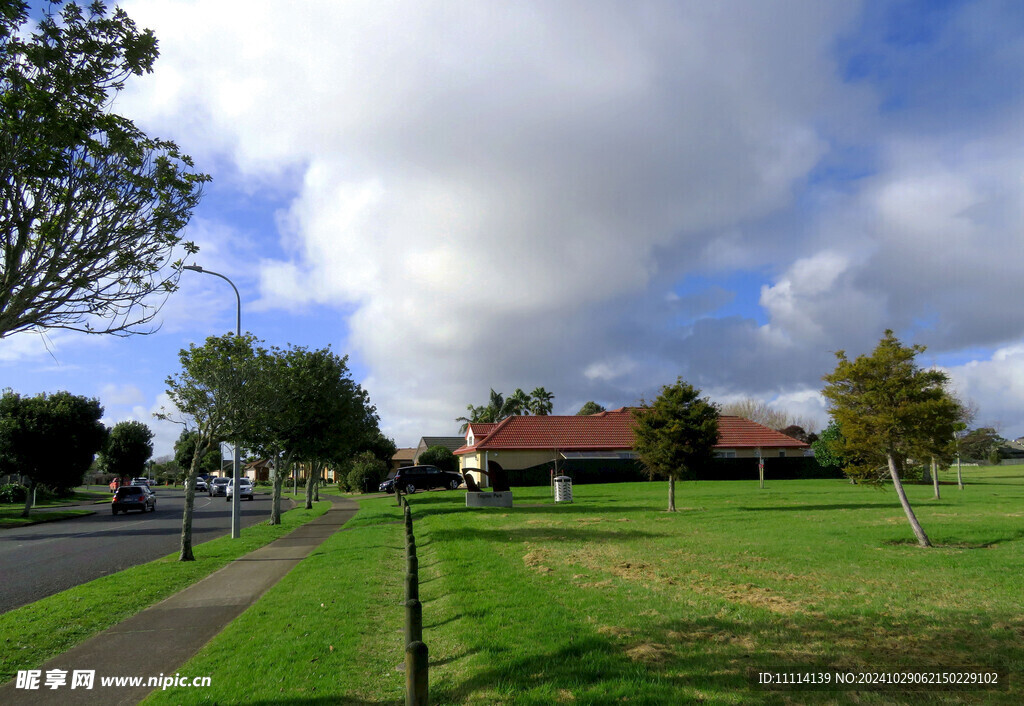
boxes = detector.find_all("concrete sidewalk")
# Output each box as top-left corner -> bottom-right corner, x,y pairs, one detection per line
0,497 -> 358,705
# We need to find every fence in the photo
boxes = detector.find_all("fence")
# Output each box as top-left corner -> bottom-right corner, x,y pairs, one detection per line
398,493 -> 428,705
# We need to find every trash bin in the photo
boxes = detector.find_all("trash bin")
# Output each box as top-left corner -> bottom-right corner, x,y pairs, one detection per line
554,475 -> 573,503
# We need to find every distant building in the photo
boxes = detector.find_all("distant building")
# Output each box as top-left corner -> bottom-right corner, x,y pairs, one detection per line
414,436 -> 465,464
454,409 -> 808,487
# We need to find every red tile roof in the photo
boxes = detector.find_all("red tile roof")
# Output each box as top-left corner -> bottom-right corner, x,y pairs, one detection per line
454,411 -> 807,454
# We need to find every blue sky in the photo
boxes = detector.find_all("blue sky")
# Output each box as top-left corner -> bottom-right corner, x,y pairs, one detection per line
5,0 -> 1024,458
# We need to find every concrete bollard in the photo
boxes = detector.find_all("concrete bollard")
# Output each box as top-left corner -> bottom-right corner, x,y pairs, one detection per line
404,598 -> 423,647
405,640 -> 428,706
407,552 -> 418,575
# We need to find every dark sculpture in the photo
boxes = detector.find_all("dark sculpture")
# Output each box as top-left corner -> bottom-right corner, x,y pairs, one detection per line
462,468 -> 511,493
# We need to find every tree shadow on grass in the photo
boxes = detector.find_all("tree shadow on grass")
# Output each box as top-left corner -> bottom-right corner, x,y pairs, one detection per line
430,607 -> 1022,704
737,502 -> 926,512
429,526 -> 665,544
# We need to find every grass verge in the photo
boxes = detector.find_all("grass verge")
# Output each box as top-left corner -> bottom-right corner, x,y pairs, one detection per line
153,468 -> 1022,704
0,509 -> 95,528
0,501 -> 331,684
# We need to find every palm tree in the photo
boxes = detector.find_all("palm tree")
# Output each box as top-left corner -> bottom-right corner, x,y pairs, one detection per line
507,388 -> 532,416
529,387 -> 554,415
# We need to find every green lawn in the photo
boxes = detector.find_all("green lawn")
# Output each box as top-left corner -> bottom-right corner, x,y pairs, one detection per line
0,502 -> 331,684
0,508 -> 95,528
144,465 -> 1023,705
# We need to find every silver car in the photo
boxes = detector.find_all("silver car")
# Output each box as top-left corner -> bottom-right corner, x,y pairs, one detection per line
208,477 -> 231,496
226,477 -> 254,501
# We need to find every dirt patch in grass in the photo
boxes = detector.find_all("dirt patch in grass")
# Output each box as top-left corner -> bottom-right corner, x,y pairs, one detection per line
522,544 -> 553,573
625,642 -> 673,664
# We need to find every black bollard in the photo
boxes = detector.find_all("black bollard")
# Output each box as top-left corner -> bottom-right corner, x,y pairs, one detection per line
405,640 -> 428,706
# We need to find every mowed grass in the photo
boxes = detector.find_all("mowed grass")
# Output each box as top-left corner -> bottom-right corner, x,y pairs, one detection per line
0,502 -> 331,684
149,468 -> 1023,705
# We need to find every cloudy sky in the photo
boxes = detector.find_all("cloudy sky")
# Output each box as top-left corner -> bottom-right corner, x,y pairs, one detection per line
6,0 -> 1024,458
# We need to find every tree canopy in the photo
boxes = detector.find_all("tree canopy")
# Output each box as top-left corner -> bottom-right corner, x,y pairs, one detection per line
101,419 -> 154,480
576,401 -> 606,416
418,445 -> 458,474
0,390 -> 107,516
173,429 -> 222,475
160,333 -> 263,559
822,330 -> 961,547
236,343 -> 381,518
0,1 -> 208,339
631,379 -> 719,512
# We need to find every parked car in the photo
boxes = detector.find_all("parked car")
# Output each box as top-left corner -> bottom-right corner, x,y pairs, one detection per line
378,477 -> 395,493
208,477 -> 231,496
194,478 -> 208,493
111,485 -> 156,514
393,465 -> 463,494
130,477 -> 153,487
225,477 -> 254,501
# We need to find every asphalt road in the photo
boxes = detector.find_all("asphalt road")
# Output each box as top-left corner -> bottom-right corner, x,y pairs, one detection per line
0,487 -> 292,615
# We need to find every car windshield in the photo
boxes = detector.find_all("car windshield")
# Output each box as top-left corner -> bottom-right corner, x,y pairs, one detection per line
116,488 -> 143,496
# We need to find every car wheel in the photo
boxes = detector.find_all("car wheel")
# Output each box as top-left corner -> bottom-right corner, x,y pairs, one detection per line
405,483 -> 417,495
449,479 -> 459,490
111,508 -> 117,515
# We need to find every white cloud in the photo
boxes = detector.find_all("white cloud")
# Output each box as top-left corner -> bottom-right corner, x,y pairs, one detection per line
111,1 -> 1024,443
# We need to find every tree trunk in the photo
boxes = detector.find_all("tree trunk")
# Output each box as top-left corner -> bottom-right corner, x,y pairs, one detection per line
269,451 -> 292,525
179,440 -> 208,561
931,457 -> 940,499
888,453 -> 931,547
667,476 -> 676,512
304,462 -> 316,510
20,478 -> 35,518
956,455 -> 963,490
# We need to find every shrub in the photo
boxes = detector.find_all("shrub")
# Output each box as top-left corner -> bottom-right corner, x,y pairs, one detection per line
346,452 -> 388,493
0,484 -> 27,503
418,445 -> 458,474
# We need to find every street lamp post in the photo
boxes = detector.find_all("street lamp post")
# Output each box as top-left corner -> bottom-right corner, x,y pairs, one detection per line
183,264 -> 243,540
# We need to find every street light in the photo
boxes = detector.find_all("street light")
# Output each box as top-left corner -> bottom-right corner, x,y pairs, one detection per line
182,264 -> 243,540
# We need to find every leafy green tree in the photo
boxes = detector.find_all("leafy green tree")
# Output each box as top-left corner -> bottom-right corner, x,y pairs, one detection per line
159,333 -> 263,560
529,387 -> 555,415
576,401 -> 606,415
101,420 -> 154,482
958,427 -> 1003,462
173,429 -> 222,475
507,388 -> 532,416
811,420 -> 846,468
359,431 -> 397,468
0,390 -> 107,516
418,445 -> 458,474
631,379 -> 719,512
822,330 -> 961,548
345,451 -> 388,493
0,1 -> 208,339
240,344 -> 380,517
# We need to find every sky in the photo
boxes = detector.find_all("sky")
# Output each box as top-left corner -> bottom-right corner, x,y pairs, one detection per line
5,0 -> 1024,459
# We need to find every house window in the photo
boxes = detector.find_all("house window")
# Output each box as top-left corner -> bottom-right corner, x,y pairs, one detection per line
778,450 -> 786,458
714,450 -> 736,459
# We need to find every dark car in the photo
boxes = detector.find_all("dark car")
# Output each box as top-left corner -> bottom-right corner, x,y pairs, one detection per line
208,477 -> 231,496
393,465 -> 463,494
111,485 -> 156,514
378,477 -> 395,493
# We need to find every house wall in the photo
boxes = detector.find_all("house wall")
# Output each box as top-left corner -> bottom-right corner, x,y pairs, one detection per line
459,448 -> 562,487
722,447 -> 806,459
